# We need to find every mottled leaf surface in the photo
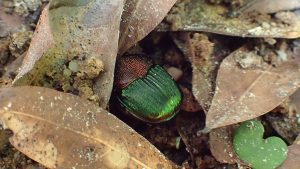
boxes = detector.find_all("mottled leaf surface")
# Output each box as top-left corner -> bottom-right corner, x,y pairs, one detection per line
14,6 -> 54,82
209,126 -> 242,164
205,47 -> 300,130
162,0 -> 300,38
0,86 -> 176,169
188,33 -> 229,113
171,32 -> 231,113
14,0 -> 124,107
243,0 -> 300,14
189,34 -> 216,113
119,0 -> 177,54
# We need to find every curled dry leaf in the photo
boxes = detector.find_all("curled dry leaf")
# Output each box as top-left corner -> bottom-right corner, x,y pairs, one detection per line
14,0 -> 124,107
171,32 -> 215,113
188,33 -> 229,113
278,144 -> 300,169
162,0 -> 300,38
14,6 -> 54,82
171,32 -> 230,113
189,33 -> 216,113
0,86 -> 176,169
205,46 -> 300,130
243,0 -> 300,14
118,0 -> 177,54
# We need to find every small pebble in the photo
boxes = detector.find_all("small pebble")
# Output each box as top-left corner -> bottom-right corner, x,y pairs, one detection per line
167,66 -> 183,81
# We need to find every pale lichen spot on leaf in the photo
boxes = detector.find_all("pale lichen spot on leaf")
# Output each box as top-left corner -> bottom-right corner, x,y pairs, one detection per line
1,112 -> 58,168
104,143 -> 130,169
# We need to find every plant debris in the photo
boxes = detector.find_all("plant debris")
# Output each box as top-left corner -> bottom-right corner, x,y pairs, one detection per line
0,86 -> 177,169
1,0 -> 300,168
205,45 -> 300,130
161,0 -> 300,38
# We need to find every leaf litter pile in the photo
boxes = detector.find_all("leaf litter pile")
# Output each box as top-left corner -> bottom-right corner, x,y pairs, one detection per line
0,0 -> 300,169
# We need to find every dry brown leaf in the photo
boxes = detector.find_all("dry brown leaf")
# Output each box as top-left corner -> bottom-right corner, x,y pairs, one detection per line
188,33 -> 229,113
189,34 -> 215,113
209,126 -> 241,164
161,0 -> 300,38
278,144 -> 300,169
14,5 -> 54,82
291,89 -> 300,113
14,1 -> 124,108
118,0 -> 177,54
171,32 -> 215,113
205,46 -> 300,130
171,32 -> 231,113
243,0 -> 300,14
0,86 -> 177,169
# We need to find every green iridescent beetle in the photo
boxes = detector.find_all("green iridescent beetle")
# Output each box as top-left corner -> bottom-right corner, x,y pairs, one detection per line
114,55 -> 182,122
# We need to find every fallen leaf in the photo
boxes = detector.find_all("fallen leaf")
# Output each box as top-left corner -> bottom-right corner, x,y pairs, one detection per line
243,0 -> 300,14
0,86 -> 176,169
14,0 -> 124,108
189,33 -> 216,113
278,144 -> 300,169
171,32 -> 231,113
13,5 -> 54,83
205,46 -> 300,130
161,0 -> 300,38
233,120 -> 288,169
209,126 -> 241,164
118,0 -> 177,54
188,33 -> 231,113
291,89 -> 300,113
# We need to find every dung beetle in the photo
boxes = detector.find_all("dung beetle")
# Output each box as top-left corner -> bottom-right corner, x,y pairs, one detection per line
114,55 -> 182,122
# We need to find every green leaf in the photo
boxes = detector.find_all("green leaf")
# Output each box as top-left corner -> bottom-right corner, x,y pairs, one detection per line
233,120 -> 288,169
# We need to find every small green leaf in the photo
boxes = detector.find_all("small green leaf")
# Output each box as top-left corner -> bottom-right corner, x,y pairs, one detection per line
233,120 -> 288,169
